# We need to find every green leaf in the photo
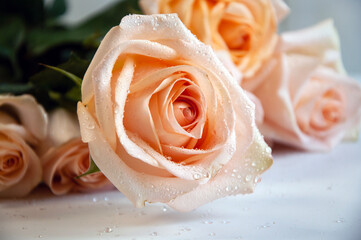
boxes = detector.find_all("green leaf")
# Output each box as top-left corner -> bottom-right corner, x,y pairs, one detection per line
0,17 -> 25,81
46,0 -> 67,20
1,0 -> 45,26
30,54 -> 88,90
30,54 -> 89,110
0,83 -> 34,95
75,155 -> 101,179
40,64 -> 82,87
27,0 -> 141,56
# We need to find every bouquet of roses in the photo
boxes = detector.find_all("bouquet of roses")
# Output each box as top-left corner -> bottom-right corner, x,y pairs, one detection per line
0,0 -> 360,212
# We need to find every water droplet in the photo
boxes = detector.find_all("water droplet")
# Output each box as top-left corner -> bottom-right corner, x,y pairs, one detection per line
104,197 -> 109,201
150,232 -> 158,236
335,218 -> 344,223
104,227 -> 113,233
232,169 -> 238,173
251,162 -> 256,167
209,232 -> 216,236
193,173 -> 201,180
38,235 -> 43,238
245,175 -> 252,182
162,206 -> 168,212
266,146 -> 272,154
92,197 -> 97,202
202,220 -> 213,224
225,186 -> 231,192
221,220 -> 230,224
86,123 -> 95,130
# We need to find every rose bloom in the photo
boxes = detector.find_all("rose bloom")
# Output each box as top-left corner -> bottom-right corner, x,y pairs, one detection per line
41,109 -> 113,195
77,14 -> 272,211
140,0 -> 289,81
0,95 -> 47,197
252,20 -> 361,151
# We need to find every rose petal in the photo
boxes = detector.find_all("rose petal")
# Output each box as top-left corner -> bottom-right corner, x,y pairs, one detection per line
0,129 -> 42,197
168,129 -> 272,212
0,95 -> 47,144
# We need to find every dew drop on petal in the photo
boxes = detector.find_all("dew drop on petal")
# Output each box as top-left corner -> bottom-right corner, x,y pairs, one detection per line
193,173 -> 201,180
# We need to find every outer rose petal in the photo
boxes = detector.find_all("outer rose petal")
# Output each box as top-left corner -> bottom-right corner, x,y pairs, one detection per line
168,129 -> 272,212
253,21 -> 361,151
41,109 -> 112,194
0,95 -> 48,144
78,14 -> 271,211
0,129 -> 42,197
140,0 -> 287,78
0,94 -> 46,197
42,138 -> 113,195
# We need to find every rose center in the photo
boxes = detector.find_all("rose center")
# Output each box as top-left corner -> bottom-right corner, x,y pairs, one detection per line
173,100 -> 197,127
218,19 -> 251,51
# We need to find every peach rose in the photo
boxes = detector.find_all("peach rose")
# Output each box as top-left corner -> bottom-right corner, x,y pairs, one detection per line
42,109 -> 113,195
77,14 -> 272,211
0,95 -> 47,197
140,0 -> 289,80
253,21 -> 361,151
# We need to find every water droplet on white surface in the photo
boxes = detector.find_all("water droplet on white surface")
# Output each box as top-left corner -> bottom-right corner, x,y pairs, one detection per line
335,218 -> 344,223
104,227 -> 113,233
202,220 -> 213,224
209,232 -> 216,236
162,206 -> 168,212
104,197 -> 109,201
245,175 -> 252,182
150,232 -> 158,236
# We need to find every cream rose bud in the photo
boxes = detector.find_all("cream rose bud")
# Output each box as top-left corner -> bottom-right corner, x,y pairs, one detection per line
77,14 -> 272,211
41,109 -> 113,195
253,20 -> 361,151
140,0 -> 289,81
0,95 -> 47,197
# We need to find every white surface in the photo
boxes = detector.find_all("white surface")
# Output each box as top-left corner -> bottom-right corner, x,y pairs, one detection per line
1,139 -> 360,240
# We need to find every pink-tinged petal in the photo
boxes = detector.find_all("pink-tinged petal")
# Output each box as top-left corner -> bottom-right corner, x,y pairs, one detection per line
0,129 -> 42,197
78,14 -> 271,210
78,103 -> 199,207
91,40 -> 178,150
270,0 -> 290,23
280,20 -> 345,74
42,138 -> 113,195
168,129 -> 272,212
139,0 -> 159,15
0,95 -> 47,144
216,50 -> 243,85
245,91 -> 264,126
47,108 -> 80,147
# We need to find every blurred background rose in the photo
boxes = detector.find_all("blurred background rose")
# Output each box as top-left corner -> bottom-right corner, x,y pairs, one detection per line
55,0 -> 360,76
